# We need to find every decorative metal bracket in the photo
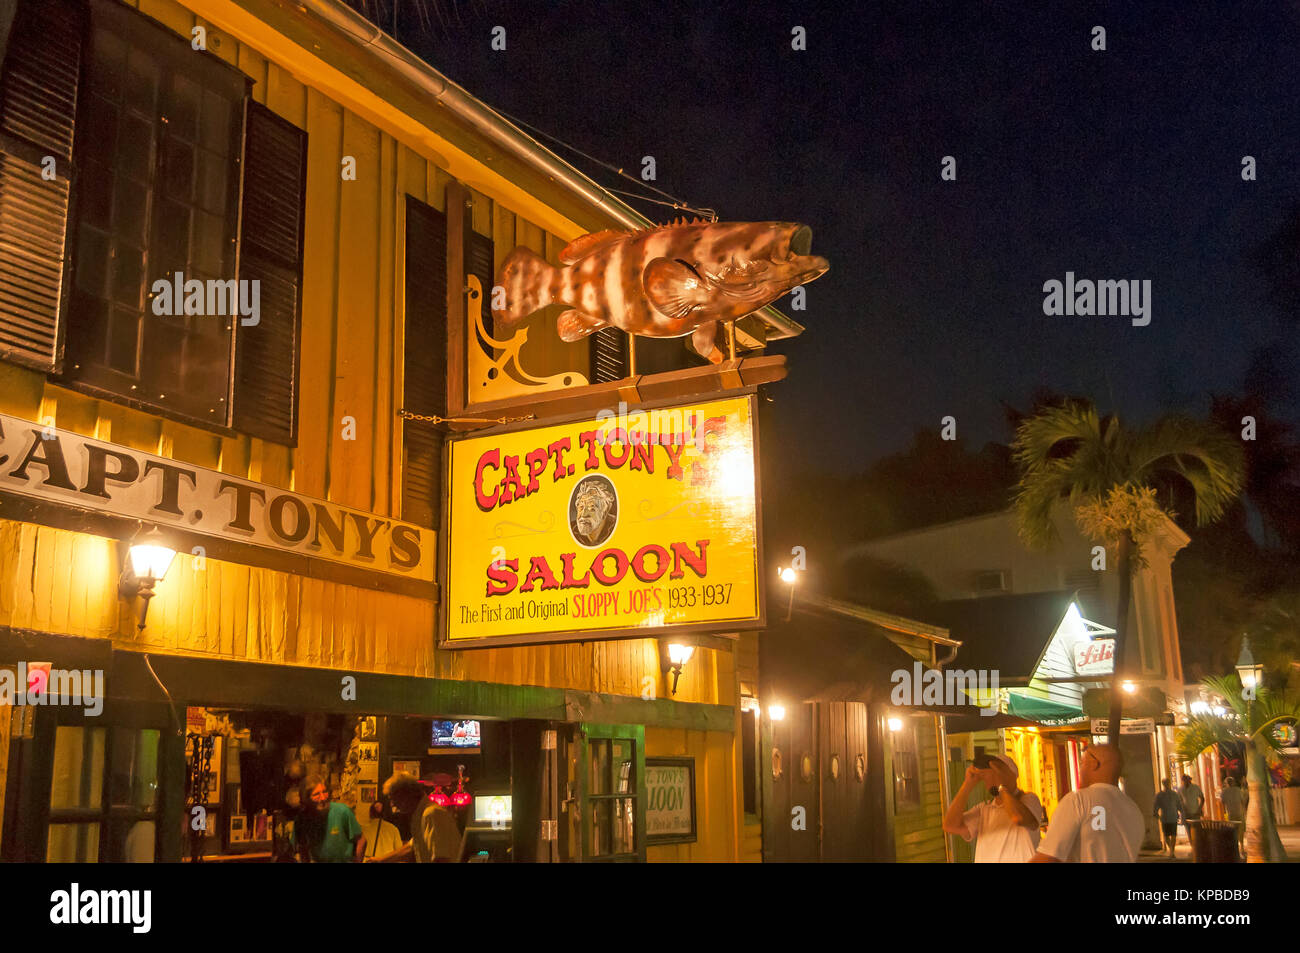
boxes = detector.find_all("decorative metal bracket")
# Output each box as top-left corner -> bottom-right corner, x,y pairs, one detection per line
466,274 -> 589,400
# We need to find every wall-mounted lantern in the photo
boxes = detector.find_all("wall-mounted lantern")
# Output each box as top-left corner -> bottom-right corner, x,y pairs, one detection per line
119,528 -> 177,630
661,642 -> 695,695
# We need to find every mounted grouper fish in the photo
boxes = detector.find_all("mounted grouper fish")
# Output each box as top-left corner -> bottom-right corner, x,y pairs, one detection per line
492,220 -> 829,362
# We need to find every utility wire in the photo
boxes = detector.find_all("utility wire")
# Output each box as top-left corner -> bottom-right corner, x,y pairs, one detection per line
492,107 -> 718,222
334,5 -> 718,221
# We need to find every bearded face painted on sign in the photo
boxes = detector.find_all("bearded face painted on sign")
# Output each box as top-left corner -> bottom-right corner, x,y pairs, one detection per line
570,476 -> 617,547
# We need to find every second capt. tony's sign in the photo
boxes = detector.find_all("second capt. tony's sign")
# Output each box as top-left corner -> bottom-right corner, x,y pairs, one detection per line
444,395 -> 761,646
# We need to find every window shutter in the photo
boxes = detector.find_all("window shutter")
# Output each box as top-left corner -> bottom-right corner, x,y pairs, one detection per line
233,101 -> 306,445
0,0 -> 84,372
465,225 -> 494,351
402,196 -> 448,529
590,326 -> 628,382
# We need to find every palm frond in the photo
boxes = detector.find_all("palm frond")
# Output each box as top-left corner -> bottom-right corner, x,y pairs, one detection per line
1203,674 -> 1249,719
1128,416 -> 1245,525
1012,402 -> 1108,548
1246,689 -> 1300,750
1176,714 -> 1239,762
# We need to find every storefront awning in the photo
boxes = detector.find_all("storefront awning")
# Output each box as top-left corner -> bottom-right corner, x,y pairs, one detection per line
1005,691 -> 1084,723
944,712 -> 1043,733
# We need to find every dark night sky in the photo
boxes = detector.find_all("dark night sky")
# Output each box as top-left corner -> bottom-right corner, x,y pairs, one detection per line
398,0 -> 1300,469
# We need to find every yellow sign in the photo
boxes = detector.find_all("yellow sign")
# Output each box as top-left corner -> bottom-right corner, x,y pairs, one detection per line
444,395 -> 761,646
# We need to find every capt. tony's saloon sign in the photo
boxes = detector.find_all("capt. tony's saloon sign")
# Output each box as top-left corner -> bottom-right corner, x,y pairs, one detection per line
443,395 -> 761,647
0,414 -> 433,585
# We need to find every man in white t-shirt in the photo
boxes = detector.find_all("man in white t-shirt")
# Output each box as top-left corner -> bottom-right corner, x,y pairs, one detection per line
374,773 -> 464,863
1031,743 -> 1145,863
942,753 -> 1044,862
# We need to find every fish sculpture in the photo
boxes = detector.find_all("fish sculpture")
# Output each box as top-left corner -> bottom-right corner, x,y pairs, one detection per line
492,219 -> 829,362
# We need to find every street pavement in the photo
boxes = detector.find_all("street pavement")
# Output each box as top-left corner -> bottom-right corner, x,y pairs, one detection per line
1138,824 -> 1300,862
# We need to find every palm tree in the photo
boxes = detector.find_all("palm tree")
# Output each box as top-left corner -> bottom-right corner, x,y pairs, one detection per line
1177,674 -> 1299,862
1012,400 -> 1244,745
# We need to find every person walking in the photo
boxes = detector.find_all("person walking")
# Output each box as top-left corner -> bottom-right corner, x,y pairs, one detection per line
1152,777 -> 1182,857
942,753 -> 1044,862
1218,776 -> 1248,856
1180,773 -> 1205,858
1031,744 -> 1145,862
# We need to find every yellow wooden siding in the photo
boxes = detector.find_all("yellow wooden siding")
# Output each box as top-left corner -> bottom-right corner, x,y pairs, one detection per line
644,726 -> 740,862
893,715 -> 948,863
0,516 -> 734,702
0,0 -> 736,708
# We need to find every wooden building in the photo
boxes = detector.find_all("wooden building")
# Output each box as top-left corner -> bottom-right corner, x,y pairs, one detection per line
758,593 -> 952,862
0,0 -> 799,861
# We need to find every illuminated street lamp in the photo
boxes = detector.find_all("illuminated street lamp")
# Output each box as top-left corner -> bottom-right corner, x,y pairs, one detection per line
768,704 -> 786,722
1121,680 -> 1137,694
778,565 -> 797,621
119,528 -> 177,630
1235,636 -> 1262,697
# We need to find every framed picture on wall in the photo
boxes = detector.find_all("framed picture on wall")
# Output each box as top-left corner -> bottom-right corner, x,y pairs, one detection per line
358,784 -> 378,805
359,716 -> 377,740
229,815 -> 247,843
392,760 -> 421,780
358,742 -> 379,782
645,757 -> 696,845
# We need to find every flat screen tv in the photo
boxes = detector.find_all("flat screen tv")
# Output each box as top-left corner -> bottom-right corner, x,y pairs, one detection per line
430,719 -> 481,752
473,794 -> 512,827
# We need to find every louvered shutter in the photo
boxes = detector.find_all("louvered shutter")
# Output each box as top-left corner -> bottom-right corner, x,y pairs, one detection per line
233,102 -> 306,445
590,326 -> 628,382
465,225 -> 494,357
0,0 -> 84,372
402,196 -> 448,530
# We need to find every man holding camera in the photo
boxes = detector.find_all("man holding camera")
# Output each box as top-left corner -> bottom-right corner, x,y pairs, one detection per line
942,752 -> 1044,862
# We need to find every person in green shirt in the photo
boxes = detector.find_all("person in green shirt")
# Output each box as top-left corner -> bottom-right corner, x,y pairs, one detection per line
297,776 -> 366,863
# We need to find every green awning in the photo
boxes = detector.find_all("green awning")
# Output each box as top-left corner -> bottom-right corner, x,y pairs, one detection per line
1005,691 -> 1084,723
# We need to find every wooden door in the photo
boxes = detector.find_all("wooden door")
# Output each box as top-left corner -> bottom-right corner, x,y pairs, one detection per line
574,723 -> 645,862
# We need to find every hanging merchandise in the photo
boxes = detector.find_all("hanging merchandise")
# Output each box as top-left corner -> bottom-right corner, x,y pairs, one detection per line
452,764 -> 472,807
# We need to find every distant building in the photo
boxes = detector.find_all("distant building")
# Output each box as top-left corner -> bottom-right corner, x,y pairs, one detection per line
851,505 -> 1191,852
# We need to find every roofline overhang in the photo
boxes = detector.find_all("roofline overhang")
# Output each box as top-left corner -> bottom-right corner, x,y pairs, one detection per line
200,0 -> 803,346
796,591 -> 960,646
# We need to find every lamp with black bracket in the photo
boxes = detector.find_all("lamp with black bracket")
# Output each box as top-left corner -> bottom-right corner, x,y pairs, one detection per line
658,641 -> 696,696
118,527 -> 177,631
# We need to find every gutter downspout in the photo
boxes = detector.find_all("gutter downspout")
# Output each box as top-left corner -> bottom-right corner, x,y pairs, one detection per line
933,640 -> 961,863
294,0 -> 804,342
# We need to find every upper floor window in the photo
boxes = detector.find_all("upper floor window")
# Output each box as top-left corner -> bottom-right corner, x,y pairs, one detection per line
64,1 -> 244,423
0,0 -> 306,444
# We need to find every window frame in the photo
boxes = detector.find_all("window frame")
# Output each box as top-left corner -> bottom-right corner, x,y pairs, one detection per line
55,0 -> 252,436
577,723 -> 645,862
892,718 -> 922,813
45,717 -> 163,863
